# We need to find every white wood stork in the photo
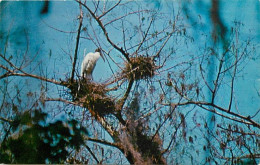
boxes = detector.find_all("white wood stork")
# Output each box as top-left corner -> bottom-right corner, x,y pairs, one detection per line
80,48 -> 105,80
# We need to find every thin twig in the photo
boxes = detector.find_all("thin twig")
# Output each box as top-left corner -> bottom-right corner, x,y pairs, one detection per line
41,18 -> 77,34
217,125 -> 260,136
45,98 -> 81,106
84,144 -> 100,164
104,10 -> 149,27
211,49 -> 229,104
98,0 -> 121,19
135,16 -> 155,55
85,136 -> 120,148
119,78 -> 134,109
176,101 -> 260,128
154,31 -> 174,58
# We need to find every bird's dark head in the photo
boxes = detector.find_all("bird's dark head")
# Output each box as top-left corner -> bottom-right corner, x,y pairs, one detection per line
95,48 -> 105,61
95,48 -> 101,53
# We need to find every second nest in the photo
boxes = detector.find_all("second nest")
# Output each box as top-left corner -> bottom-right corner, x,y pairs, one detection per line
123,56 -> 156,80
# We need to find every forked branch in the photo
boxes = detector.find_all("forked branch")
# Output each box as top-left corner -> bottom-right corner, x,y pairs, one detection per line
76,0 -> 130,62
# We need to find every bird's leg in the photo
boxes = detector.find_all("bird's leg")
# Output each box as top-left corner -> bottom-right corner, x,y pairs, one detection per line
78,72 -> 85,93
78,79 -> 81,92
85,74 -> 93,81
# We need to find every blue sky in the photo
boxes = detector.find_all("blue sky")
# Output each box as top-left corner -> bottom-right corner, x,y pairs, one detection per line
1,0 -> 260,163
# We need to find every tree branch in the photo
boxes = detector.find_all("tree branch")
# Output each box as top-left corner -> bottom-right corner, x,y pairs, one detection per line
76,0 -> 130,62
176,101 -> 260,128
0,116 -> 13,123
104,10 -> 149,27
85,137 -> 120,148
135,16 -> 155,55
46,98 -> 120,141
0,71 -> 63,86
98,0 -> 121,19
154,31 -> 174,58
118,78 -> 134,109
45,98 -> 82,107
211,53 -> 225,104
217,125 -> 260,136
71,1 -> 83,83
0,53 -> 64,86
83,144 -> 100,164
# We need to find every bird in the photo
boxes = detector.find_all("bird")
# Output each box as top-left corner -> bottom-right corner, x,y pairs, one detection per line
80,48 -> 105,80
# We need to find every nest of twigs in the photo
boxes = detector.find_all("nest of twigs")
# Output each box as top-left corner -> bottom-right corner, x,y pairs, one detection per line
67,80 -> 116,116
123,56 -> 156,80
78,81 -> 107,97
83,93 -> 115,117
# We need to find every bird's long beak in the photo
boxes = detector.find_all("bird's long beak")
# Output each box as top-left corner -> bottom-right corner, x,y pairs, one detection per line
100,52 -> 105,62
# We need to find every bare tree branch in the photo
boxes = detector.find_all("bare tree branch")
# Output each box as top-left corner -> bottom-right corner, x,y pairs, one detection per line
76,0 -> 130,62
211,51 -> 226,104
0,71 -> 63,86
45,98 -> 119,141
41,18 -> 78,34
0,116 -> 13,123
118,78 -> 134,110
135,16 -> 155,55
217,125 -> 260,136
45,98 -> 81,107
70,1 -> 83,82
85,137 -> 120,148
84,144 -> 100,164
104,10 -> 149,27
98,0 -> 121,19
176,101 -> 260,128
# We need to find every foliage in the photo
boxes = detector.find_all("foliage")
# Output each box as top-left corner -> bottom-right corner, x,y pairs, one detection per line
0,110 -> 88,164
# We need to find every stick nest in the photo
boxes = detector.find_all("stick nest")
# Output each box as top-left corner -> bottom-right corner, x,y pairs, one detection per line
67,80 -> 116,116
82,93 -> 116,117
123,57 -> 156,80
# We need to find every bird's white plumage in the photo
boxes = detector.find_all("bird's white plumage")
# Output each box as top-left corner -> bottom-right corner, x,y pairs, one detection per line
81,51 -> 101,80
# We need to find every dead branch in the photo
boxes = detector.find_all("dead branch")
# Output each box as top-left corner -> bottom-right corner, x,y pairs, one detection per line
135,16 -> 155,55
211,51 -> 226,104
76,0 -> 130,62
217,125 -> 260,136
84,144 -> 100,164
118,78 -> 134,110
104,10 -> 149,27
0,116 -> 13,123
70,1 -> 83,83
176,101 -> 260,128
98,0 -> 121,19
45,97 -> 82,107
0,70 -> 63,86
85,136 -> 120,148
